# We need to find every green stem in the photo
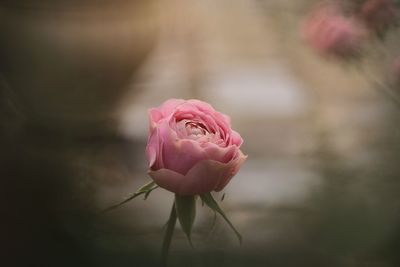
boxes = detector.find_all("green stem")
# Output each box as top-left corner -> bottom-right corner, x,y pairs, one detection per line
161,200 -> 177,267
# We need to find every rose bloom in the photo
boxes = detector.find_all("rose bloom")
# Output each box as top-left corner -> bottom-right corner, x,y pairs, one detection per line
360,0 -> 398,33
302,4 -> 367,57
145,99 -> 247,196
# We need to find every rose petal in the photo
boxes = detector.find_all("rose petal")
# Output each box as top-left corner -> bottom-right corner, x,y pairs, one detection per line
214,150 -> 247,192
149,159 -> 236,195
148,109 -> 163,131
145,127 -> 164,169
146,146 -> 157,169
179,160 -> 229,195
148,168 -> 186,194
158,98 -> 186,117
230,130 -> 243,146
203,143 -> 238,164
158,121 -> 207,174
187,99 -> 215,112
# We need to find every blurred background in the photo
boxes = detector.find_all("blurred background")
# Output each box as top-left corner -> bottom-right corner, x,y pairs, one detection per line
1,0 -> 400,266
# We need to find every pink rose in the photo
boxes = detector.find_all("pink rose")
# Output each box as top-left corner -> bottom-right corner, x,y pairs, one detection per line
145,99 -> 247,196
302,4 -> 367,57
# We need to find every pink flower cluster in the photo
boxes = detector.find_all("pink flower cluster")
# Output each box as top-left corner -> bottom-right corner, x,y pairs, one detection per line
302,0 -> 398,57
302,4 -> 367,57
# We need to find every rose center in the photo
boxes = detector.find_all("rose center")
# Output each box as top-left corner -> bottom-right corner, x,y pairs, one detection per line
185,121 -> 208,139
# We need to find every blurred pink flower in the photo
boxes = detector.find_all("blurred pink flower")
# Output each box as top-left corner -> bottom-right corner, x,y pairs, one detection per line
302,4 -> 367,57
360,0 -> 398,33
392,56 -> 400,81
145,99 -> 247,196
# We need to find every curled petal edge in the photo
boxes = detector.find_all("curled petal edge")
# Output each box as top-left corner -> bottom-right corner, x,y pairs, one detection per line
148,152 -> 247,196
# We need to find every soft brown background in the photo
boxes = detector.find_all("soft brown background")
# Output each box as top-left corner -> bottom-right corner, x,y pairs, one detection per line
1,0 -> 400,266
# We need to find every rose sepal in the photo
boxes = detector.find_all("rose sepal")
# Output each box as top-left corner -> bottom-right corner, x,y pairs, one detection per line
200,192 -> 242,244
103,181 -> 158,212
174,194 -> 196,246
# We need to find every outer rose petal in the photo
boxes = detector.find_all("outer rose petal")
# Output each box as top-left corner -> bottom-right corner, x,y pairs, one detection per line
148,168 -> 185,194
158,98 -> 186,117
149,158 -> 243,195
145,127 -> 163,169
203,143 -> 238,164
230,130 -> 243,146
148,99 -> 186,130
186,99 -> 215,113
146,145 -> 157,169
214,150 -> 247,192
148,109 -> 163,131
180,160 -> 231,195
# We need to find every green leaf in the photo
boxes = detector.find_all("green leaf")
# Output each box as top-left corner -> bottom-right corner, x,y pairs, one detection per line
174,194 -> 196,246
200,192 -> 242,244
102,181 -> 158,212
